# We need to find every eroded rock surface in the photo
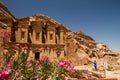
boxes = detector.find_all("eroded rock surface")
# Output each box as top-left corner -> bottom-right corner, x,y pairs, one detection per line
0,1 -> 119,66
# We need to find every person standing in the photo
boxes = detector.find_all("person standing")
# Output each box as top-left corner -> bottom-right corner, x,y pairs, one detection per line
93,60 -> 97,70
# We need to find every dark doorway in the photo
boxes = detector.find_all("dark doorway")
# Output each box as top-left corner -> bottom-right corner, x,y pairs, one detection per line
35,52 -> 40,60
57,54 -> 60,57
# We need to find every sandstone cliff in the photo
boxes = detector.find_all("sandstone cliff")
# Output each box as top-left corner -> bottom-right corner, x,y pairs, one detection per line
0,1 -> 119,65
65,31 -> 119,65
0,2 -> 16,27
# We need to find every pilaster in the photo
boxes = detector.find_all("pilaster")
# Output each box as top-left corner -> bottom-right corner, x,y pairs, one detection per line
25,28 -> 28,43
17,28 -> 21,42
32,30 -> 35,44
60,50 -> 64,58
46,31 -> 50,44
59,31 -> 64,44
58,26 -> 64,44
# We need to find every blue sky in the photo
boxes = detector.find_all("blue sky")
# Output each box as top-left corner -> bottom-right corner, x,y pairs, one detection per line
2,0 -> 120,52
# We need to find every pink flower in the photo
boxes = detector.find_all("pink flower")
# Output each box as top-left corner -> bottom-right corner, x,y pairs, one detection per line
36,78 -> 39,80
0,73 -> 10,80
36,60 -> 40,67
3,68 -> 10,75
28,59 -> 33,66
0,67 -> 10,80
67,63 -> 74,73
0,62 -> 11,80
6,62 -> 10,68
64,77 -> 67,80
58,60 -> 74,73
40,55 -> 49,62
16,78 -> 22,80
0,73 -> 1,77
14,43 -> 23,48
66,61 -> 74,73
58,60 -> 66,67
14,43 -> 20,48
15,71 -> 19,76
11,55 -> 15,61
23,49 -> 27,54
2,32 -> 9,38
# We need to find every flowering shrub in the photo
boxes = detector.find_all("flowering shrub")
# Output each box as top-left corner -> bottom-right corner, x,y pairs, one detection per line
0,62 -> 10,80
0,45 -> 75,80
1,29 -> 10,43
2,30 -> 9,38
58,60 -> 74,73
0,30 -> 75,80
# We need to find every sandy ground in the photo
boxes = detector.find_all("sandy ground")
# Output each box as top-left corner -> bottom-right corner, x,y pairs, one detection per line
106,70 -> 120,79
75,65 -> 120,80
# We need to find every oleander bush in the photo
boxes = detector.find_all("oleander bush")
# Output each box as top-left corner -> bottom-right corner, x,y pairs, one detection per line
0,29 -> 75,80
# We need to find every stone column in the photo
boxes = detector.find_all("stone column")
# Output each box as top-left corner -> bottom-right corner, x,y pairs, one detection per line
45,48 -> 48,56
17,28 -> 21,42
51,49 -> 55,61
40,31 -> 42,44
60,50 -> 64,58
49,49 -> 52,58
29,50 -> 34,59
59,31 -> 64,44
54,50 -> 57,58
32,30 -> 35,44
15,30 -> 18,42
25,28 -> 28,43
41,49 -> 44,56
46,31 -> 50,44
53,31 -> 55,44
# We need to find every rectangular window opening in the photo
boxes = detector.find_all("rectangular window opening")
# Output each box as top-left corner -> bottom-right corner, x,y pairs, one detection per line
50,34 -> 53,40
